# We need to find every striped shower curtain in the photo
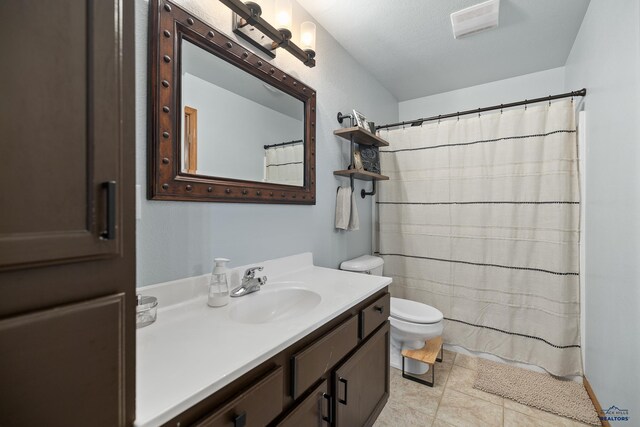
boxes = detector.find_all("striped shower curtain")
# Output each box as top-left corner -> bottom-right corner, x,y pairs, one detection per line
264,143 -> 304,186
375,100 -> 582,376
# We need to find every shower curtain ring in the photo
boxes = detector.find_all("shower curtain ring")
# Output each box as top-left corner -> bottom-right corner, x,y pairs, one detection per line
457,112 -> 460,121
524,100 -> 528,110
477,108 -> 481,118
548,95 -> 552,106
438,114 -> 441,124
500,104 -> 503,114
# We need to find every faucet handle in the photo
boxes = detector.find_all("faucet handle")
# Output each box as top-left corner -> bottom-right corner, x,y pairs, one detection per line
244,266 -> 264,279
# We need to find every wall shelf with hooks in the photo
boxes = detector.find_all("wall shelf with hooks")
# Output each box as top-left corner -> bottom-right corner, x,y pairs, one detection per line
333,127 -> 389,147
334,112 -> 390,198
333,169 -> 389,181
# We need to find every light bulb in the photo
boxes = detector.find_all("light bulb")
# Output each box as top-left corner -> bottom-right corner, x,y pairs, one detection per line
275,0 -> 292,33
300,21 -> 316,52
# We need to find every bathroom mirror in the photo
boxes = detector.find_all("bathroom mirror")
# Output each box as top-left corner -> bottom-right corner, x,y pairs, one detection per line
149,0 -> 316,204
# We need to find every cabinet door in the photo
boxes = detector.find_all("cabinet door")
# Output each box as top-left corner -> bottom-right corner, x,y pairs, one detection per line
0,0 -> 135,426
0,0 -> 129,269
0,294 -> 127,427
277,379 -> 331,427
334,322 -> 390,427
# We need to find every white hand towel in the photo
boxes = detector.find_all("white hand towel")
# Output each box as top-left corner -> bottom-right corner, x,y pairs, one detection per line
335,186 -> 351,230
348,191 -> 359,230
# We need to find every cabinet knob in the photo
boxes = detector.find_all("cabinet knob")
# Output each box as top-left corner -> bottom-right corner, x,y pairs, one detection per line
374,305 -> 384,314
233,411 -> 246,427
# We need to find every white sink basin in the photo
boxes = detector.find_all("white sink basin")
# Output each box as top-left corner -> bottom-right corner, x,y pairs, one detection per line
229,283 -> 321,324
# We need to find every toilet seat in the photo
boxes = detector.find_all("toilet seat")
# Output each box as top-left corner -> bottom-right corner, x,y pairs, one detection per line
390,297 -> 443,324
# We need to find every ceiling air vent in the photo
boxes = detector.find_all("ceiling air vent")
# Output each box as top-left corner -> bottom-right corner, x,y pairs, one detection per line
450,0 -> 500,39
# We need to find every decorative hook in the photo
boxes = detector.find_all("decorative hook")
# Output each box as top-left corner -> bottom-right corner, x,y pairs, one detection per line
336,112 -> 353,125
361,180 -> 377,198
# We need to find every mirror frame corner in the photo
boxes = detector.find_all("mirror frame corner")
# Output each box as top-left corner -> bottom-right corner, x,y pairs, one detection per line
148,0 -> 316,204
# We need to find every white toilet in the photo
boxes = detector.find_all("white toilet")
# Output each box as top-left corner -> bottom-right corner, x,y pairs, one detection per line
340,255 -> 444,375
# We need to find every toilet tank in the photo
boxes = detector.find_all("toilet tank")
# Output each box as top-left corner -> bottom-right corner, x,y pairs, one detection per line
340,255 -> 384,276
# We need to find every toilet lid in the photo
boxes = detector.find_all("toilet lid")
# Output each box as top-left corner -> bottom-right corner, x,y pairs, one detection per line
390,297 -> 443,324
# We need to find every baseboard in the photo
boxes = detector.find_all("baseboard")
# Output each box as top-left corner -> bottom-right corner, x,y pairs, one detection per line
583,376 -> 609,427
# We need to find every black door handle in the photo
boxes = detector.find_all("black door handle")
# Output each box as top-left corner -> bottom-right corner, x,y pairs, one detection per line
101,181 -> 116,240
338,377 -> 348,405
374,305 -> 384,313
321,392 -> 333,424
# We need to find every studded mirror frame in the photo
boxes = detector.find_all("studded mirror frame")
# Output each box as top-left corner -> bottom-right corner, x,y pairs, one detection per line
149,0 -> 317,204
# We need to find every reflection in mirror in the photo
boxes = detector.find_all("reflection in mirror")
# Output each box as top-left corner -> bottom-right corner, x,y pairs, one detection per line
181,39 -> 305,187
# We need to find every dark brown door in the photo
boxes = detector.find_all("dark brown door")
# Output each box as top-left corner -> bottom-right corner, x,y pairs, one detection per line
334,322 -> 390,427
0,0 -> 135,426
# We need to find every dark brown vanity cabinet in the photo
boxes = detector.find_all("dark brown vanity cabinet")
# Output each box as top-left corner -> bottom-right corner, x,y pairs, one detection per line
276,379 -> 330,427
195,367 -> 285,427
334,323 -> 390,427
291,315 -> 359,399
174,291 -> 390,427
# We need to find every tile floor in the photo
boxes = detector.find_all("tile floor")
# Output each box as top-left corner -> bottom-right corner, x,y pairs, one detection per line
374,351 -> 595,427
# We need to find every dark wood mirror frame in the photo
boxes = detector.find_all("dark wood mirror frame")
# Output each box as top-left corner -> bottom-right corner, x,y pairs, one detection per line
149,0 -> 316,204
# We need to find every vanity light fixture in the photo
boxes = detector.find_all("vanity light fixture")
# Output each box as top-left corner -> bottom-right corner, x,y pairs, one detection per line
223,0 -> 316,67
300,21 -> 316,60
274,0 -> 292,38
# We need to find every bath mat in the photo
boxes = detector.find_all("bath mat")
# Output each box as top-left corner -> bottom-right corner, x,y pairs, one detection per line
474,359 -> 601,426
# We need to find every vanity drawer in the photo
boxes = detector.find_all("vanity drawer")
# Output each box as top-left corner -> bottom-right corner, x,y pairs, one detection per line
194,366 -> 284,427
359,293 -> 390,339
276,379 -> 330,427
291,315 -> 358,399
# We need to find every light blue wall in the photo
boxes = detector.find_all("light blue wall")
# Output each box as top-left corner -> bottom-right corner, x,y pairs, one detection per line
565,0 -> 640,413
399,67 -> 566,120
135,0 -> 398,286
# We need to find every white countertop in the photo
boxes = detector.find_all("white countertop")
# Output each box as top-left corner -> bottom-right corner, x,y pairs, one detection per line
135,253 -> 391,427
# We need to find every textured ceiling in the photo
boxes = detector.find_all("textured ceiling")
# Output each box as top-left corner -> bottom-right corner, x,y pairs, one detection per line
296,0 -> 590,101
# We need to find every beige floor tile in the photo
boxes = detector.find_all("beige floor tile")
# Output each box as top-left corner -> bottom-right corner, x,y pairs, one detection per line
453,353 -> 478,370
432,419 -> 457,427
446,365 -> 503,406
389,369 -> 442,416
373,397 -> 435,427
442,349 -> 456,364
391,363 -> 452,397
504,398 -> 595,427
439,360 -> 455,372
504,408 -> 561,427
435,388 -> 503,427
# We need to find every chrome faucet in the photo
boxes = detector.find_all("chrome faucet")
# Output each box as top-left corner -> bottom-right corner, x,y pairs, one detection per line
230,266 -> 268,297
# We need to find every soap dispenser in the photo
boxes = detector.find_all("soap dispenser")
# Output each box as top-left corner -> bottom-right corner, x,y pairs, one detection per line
208,258 -> 230,307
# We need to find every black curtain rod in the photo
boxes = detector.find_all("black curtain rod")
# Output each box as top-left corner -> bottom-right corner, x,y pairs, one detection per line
376,88 -> 587,130
263,139 -> 303,149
